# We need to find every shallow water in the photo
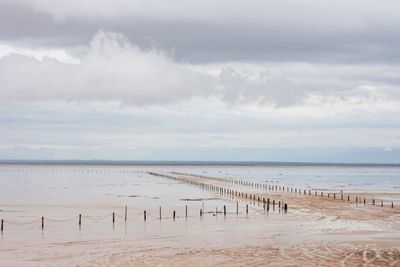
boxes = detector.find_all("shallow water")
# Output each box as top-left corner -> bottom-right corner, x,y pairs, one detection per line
0,164 -> 399,206
166,165 -> 400,192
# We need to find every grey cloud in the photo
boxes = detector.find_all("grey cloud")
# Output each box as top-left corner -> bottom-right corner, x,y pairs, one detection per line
0,1 -> 400,64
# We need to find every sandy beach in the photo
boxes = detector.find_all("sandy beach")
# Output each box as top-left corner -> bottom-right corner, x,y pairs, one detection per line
0,165 -> 400,266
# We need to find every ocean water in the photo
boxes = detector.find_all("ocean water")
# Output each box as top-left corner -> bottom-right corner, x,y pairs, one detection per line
168,165 -> 400,192
0,164 -> 399,207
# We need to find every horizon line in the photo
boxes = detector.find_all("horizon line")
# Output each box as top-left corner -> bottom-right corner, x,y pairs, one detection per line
0,159 -> 399,167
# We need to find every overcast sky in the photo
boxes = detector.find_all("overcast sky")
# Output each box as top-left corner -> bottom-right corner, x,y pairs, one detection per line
0,0 -> 399,163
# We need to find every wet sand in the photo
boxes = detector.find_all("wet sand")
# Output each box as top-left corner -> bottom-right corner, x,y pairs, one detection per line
1,170 -> 400,266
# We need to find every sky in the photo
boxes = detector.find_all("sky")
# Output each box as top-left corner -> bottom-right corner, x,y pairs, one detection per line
0,0 -> 399,163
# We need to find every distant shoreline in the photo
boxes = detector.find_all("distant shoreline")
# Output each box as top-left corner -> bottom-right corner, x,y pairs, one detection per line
0,160 -> 399,167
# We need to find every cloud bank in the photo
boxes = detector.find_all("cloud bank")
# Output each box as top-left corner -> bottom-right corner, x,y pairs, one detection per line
1,31 -> 399,107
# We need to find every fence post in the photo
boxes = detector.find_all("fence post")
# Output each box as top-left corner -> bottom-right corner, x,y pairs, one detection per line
236,201 -> 239,215
112,212 -> 115,224
144,210 -> 147,221
173,210 -> 176,220
246,204 -> 248,215
79,214 -> 81,226
41,216 -> 44,230
1,219 -> 3,232
159,207 -> 162,220
224,205 -> 226,216
186,205 -> 188,218
125,205 -> 127,222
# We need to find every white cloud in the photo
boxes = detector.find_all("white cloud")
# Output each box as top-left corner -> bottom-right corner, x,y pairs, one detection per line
0,31 -> 214,105
1,31 -> 399,108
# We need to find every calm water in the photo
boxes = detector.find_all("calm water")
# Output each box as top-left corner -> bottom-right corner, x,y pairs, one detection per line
0,164 -> 399,206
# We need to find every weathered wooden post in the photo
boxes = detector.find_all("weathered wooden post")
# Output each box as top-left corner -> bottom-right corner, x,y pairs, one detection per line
144,210 -> 147,221
173,210 -> 176,220
236,201 -> 239,215
125,205 -> 127,222
224,205 -> 226,216
347,195 -> 350,201
112,212 -> 115,224
185,205 -> 188,218
392,202 -> 394,209
200,209 -> 203,217
381,200 -> 383,207
41,216 -> 44,230
284,203 -> 288,213
159,206 -> 162,220
373,199 -> 375,205
246,204 -> 248,215
1,219 -> 3,232
79,214 -> 81,226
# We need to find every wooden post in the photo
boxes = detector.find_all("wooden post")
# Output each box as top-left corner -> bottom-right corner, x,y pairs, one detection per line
224,205 -> 226,216
364,198 -> 366,205
125,205 -> 127,222
144,210 -> 147,221
392,202 -> 394,208
185,205 -> 188,218
347,195 -> 350,201
246,204 -> 248,215
1,219 -> 3,232
41,216 -> 44,230
236,201 -> 239,214
112,212 -> 115,224
173,210 -> 176,220
79,214 -> 81,226
200,209 -> 203,217
381,200 -> 383,207
159,206 -> 162,220
284,203 -> 288,213
373,199 -> 375,205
